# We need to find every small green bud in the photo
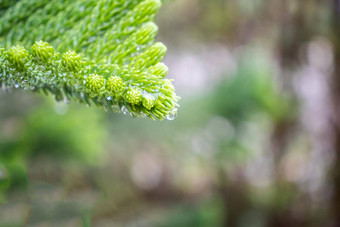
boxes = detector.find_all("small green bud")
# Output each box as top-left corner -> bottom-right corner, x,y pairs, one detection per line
142,94 -> 157,110
134,43 -> 166,69
135,0 -> 161,23
106,76 -> 125,94
149,63 -> 168,78
136,22 -> 158,45
85,74 -> 105,97
6,45 -> 29,69
62,50 -> 82,71
125,87 -> 142,105
31,41 -> 54,62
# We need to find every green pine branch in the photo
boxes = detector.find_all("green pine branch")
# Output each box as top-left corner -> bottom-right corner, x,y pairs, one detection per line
0,0 -> 179,120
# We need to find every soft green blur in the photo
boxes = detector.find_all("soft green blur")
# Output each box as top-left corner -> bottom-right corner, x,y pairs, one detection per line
0,0 -> 335,226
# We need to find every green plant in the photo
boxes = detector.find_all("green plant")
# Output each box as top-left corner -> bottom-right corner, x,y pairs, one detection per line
0,0 -> 179,120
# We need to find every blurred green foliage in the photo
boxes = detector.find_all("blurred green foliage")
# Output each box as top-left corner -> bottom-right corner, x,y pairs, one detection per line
0,98 -> 106,201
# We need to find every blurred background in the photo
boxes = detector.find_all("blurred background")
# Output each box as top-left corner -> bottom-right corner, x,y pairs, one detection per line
0,0 -> 339,226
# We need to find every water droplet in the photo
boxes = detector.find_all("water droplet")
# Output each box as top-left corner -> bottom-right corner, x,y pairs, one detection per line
111,105 -> 120,112
106,96 -> 112,101
166,108 -> 178,121
64,97 -> 70,104
55,102 -> 69,115
121,106 -> 128,115
55,93 -> 63,102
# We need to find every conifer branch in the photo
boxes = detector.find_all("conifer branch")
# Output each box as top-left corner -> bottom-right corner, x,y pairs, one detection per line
0,0 -> 179,120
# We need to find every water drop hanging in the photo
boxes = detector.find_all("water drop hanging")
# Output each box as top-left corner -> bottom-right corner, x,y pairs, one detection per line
121,106 -> 128,115
166,108 -> 178,121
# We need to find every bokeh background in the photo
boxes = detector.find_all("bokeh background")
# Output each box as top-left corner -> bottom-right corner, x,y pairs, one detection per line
1,0 -> 339,226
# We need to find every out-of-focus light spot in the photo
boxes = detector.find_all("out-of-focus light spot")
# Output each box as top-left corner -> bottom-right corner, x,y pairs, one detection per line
54,102 -> 69,115
206,116 -> 235,143
307,38 -> 333,72
130,152 -> 163,191
174,163 -> 212,197
164,45 -> 236,95
190,133 -> 213,157
245,151 -> 274,188
239,118 -> 270,153
279,151 -> 308,183
295,66 -> 330,138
